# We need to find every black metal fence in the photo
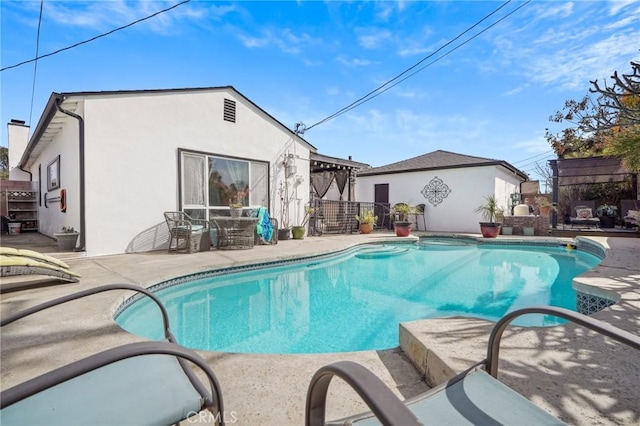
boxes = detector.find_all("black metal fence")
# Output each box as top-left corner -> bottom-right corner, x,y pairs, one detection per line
309,200 -> 392,235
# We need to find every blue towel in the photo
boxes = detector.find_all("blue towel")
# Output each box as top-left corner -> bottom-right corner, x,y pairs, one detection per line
256,207 -> 273,242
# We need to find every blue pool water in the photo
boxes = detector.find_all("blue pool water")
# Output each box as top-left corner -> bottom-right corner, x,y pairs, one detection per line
116,241 -> 602,354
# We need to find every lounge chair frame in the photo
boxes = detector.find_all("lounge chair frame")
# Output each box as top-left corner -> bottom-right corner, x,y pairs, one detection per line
306,306 -> 640,426
0,283 -> 225,425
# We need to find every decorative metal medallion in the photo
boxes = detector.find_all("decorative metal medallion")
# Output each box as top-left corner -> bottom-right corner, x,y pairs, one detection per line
421,176 -> 451,206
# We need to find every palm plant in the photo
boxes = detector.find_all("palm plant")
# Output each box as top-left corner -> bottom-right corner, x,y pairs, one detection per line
475,195 -> 503,223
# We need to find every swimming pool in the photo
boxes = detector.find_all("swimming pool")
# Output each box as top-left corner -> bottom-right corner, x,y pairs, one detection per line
116,240 -> 602,354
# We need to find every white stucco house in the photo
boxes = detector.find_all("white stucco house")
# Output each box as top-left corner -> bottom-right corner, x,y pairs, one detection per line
7,87 -> 317,256
355,150 -> 528,233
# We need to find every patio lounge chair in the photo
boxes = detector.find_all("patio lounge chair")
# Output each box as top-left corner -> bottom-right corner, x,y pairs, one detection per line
569,200 -> 600,228
0,284 -> 225,426
0,247 -> 80,283
306,306 -> 640,426
164,211 -> 209,253
621,199 -> 640,229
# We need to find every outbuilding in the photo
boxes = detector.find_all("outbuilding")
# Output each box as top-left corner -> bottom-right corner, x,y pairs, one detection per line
355,150 -> 528,233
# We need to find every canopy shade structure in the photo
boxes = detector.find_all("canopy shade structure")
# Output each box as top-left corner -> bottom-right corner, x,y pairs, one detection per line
549,156 -> 638,228
309,153 -> 369,201
549,156 -> 635,186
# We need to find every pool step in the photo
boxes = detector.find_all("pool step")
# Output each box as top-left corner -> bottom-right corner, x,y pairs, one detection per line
356,245 -> 409,259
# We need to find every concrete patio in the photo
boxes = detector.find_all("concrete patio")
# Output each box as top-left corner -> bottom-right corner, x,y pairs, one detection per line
1,231 -> 639,425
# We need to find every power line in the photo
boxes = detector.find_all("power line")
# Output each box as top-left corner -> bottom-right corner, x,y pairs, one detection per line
28,0 -> 44,126
1,0 -> 191,72
327,1 -> 532,125
305,0 -> 514,132
511,150 -> 555,165
518,155 -> 556,171
305,0 -> 530,132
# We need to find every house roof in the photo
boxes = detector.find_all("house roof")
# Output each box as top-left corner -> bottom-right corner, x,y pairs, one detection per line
356,149 -> 528,180
20,86 -> 317,168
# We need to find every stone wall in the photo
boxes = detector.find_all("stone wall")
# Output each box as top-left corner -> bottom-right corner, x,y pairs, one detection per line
503,215 -> 550,236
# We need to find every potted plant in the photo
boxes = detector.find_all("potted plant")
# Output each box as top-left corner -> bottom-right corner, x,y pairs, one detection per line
475,195 -> 503,238
54,226 -> 79,251
355,209 -> 378,234
595,204 -> 617,228
228,186 -> 249,218
392,203 -> 414,237
292,206 -> 315,240
534,196 -> 555,216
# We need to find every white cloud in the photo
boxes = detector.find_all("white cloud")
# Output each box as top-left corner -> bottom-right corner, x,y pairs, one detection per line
487,2 -> 640,91
608,0 -> 637,15
356,29 -> 392,49
336,56 -> 376,67
41,1 -> 200,34
533,1 -> 574,19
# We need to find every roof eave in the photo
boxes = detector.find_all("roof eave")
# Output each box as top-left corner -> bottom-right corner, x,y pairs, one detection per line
19,92 -> 64,168
358,161 -> 528,181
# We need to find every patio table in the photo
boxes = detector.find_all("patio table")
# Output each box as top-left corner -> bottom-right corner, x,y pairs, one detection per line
210,216 -> 258,250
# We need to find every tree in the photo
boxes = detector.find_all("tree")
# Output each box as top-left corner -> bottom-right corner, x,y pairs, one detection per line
589,61 -> 640,129
546,61 -> 640,171
0,146 -> 8,180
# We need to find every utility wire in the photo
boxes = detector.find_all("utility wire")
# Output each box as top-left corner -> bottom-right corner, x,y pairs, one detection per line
305,0 -> 530,132
512,150 -> 556,165
306,0 -> 531,130
29,0 -> 44,126
1,0 -> 191,72
305,0 -> 513,132
519,152 -> 555,166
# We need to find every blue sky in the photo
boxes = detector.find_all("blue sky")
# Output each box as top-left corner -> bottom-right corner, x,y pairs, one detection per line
1,1 -> 639,185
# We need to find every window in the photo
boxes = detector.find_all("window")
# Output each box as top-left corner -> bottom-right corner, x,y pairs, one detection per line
180,150 -> 269,220
209,157 -> 249,206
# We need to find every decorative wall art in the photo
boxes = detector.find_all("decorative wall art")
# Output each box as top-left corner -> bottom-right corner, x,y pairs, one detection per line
47,155 -> 60,191
421,176 -> 451,206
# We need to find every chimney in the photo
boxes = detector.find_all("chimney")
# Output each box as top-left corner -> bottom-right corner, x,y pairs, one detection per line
8,119 -> 31,180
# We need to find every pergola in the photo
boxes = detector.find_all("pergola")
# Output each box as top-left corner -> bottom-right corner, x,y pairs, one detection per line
309,153 -> 369,201
549,156 -> 638,227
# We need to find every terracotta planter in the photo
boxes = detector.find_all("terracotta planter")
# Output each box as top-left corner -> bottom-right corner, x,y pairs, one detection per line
479,222 -> 501,238
394,221 -> 412,237
291,226 -> 305,239
359,223 -> 374,234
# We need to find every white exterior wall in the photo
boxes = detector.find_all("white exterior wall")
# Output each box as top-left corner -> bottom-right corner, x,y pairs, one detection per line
77,90 -> 309,256
17,89 -> 309,257
494,166 -> 522,216
28,106 -> 83,239
356,165 -> 523,233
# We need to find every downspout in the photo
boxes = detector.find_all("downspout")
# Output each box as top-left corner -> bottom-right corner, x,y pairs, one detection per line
18,166 -> 32,181
55,98 -> 86,251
